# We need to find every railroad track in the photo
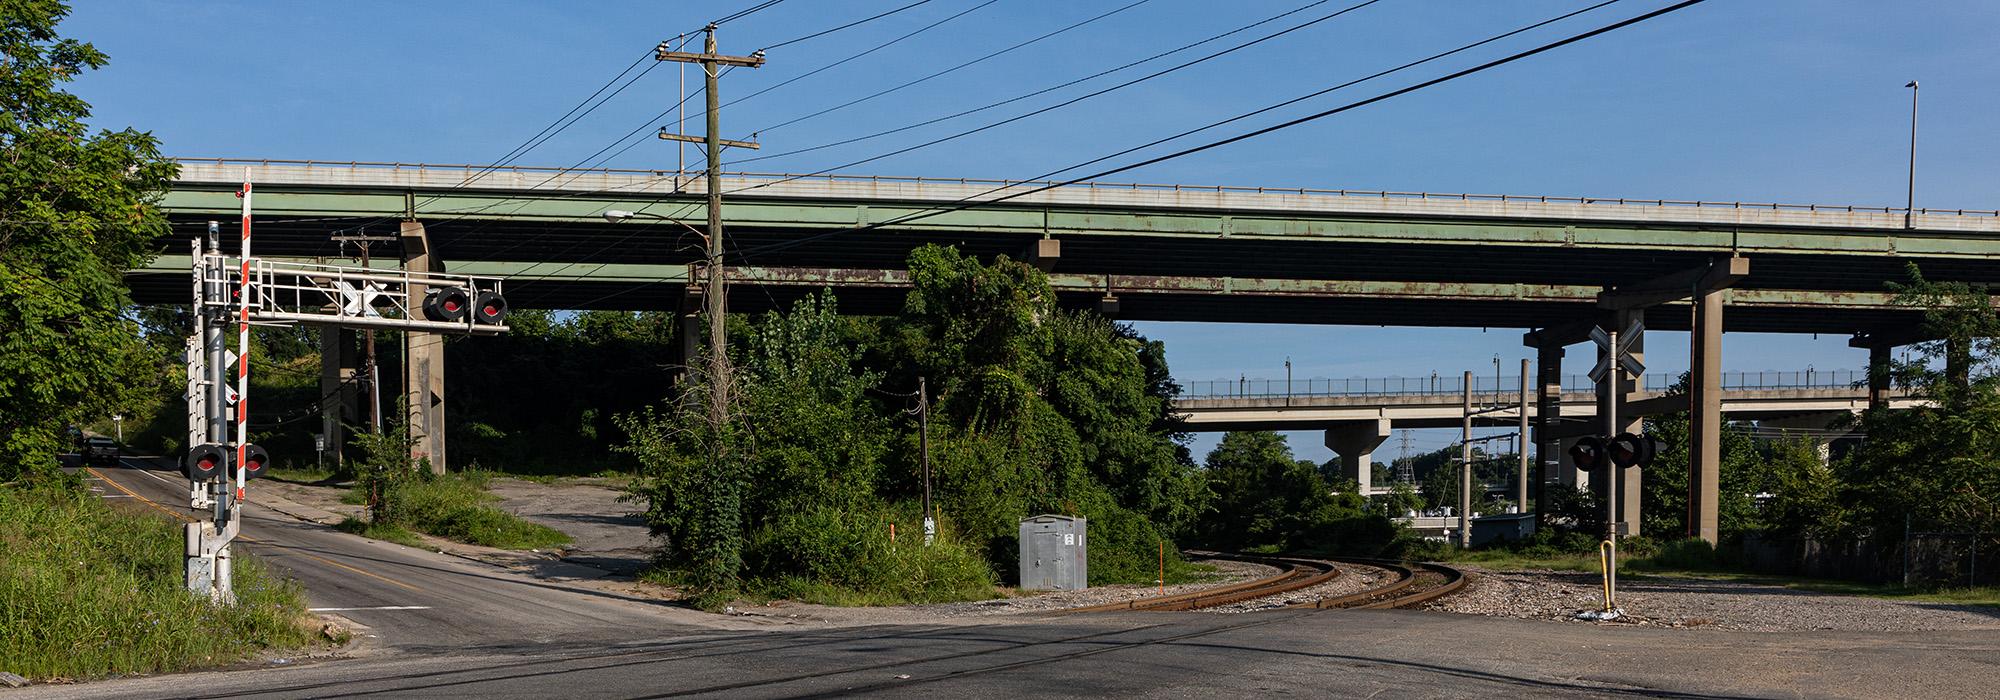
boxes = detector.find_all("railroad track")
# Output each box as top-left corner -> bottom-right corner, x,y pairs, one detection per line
1062,553 -> 1338,613
1292,558 -> 1470,610
1063,553 -> 1468,613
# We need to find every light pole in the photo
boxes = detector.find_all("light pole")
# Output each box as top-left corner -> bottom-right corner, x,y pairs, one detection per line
113,414 -> 123,443
1904,80 -> 1919,229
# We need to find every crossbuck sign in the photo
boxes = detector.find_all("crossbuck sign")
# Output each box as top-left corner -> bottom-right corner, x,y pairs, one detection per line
1588,318 -> 1645,384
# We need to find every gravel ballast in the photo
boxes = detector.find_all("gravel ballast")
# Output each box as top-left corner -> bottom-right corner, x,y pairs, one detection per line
1427,567 -> 2000,632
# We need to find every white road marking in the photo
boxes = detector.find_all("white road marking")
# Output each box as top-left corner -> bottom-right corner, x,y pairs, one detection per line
307,606 -> 433,612
132,467 -> 179,485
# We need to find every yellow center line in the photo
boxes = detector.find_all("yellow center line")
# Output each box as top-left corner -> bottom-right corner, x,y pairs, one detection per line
83,467 -> 423,593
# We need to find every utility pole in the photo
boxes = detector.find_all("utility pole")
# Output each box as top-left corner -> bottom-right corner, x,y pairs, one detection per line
657,25 -> 764,436
919,377 -> 934,546
1518,357 -> 1531,513
1459,370 -> 1473,548
333,230 -> 395,432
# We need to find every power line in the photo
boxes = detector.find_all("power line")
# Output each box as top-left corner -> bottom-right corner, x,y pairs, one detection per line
713,0 -> 791,26
482,51 -> 656,175
757,0 -> 940,52
741,0 -> 1687,260
686,0 -> 1001,124
745,0 -> 1155,137
714,0 -> 1389,195
729,0 -> 1343,166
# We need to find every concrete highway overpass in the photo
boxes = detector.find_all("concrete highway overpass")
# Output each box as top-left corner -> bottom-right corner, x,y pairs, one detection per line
134,158 -> 1997,542
135,159 -> 2000,335
1171,370 -> 1915,496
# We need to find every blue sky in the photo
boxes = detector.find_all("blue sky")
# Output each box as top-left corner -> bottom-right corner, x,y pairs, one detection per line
63,0 -> 1999,461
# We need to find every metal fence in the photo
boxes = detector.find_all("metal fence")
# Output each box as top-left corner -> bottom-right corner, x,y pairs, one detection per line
1742,531 -> 1996,588
1182,370 -> 1868,400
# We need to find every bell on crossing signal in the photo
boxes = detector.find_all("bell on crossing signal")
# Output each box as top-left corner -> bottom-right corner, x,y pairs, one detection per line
422,287 -> 471,322
473,291 -> 509,325
1608,432 -> 1659,469
185,443 -> 229,481
1568,435 -> 1609,472
238,444 -> 270,480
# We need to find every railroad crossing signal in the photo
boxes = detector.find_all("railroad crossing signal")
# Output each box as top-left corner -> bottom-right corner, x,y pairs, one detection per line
1587,318 -> 1645,383
1567,432 -> 1660,472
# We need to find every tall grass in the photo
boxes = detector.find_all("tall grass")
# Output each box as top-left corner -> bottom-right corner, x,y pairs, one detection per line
354,470 -> 571,550
0,480 -> 328,681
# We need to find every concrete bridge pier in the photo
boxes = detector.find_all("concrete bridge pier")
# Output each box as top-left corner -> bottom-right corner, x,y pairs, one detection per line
318,326 -> 358,472
1325,418 -> 1391,494
401,221 -> 447,474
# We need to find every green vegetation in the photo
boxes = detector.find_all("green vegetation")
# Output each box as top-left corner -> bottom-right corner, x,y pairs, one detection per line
1195,431 -> 1400,556
625,247 -> 1217,606
352,467 -> 570,550
0,478 -> 330,681
333,517 -> 425,549
0,0 -> 177,479
344,426 -> 570,550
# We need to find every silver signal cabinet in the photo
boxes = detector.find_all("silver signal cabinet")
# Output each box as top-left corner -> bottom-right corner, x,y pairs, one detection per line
1019,514 -> 1088,591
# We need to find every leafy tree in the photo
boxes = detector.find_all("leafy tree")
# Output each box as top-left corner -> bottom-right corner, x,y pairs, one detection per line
1197,431 -> 1392,554
625,247 -> 1206,599
1837,265 -> 2000,538
0,1 -> 176,479
1758,436 -> 1848,538
1639,377 -> 1764,540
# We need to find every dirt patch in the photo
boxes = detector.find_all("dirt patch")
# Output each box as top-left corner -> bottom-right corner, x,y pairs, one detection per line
486,477 -> 654,576
1429,567 -> 2000,632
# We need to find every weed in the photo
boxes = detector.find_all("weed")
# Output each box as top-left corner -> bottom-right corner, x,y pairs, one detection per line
0,479 -> 326,681
350,471 -> 571,551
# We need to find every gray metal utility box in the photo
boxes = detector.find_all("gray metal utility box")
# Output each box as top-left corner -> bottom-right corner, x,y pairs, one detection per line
1018,514 -> 1088,591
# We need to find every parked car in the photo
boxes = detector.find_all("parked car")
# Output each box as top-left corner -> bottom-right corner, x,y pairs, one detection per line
81,436 -> 120,467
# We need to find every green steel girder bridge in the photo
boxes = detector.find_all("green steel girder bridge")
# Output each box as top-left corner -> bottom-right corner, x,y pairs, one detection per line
136,158 -> 1998,544
136,159 -> 2000,336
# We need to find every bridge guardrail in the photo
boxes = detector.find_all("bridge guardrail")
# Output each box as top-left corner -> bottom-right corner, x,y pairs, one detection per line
1182,370 -> 1869,400
171,158 -> 1999,218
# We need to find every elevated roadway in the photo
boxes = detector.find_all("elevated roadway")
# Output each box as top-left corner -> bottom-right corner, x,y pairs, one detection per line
134,158 -> 1997,541
136,159 -> 2000,335
1172,370 -> 1911,496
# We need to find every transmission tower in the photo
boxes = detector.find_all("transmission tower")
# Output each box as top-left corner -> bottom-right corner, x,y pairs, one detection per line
1395,429 -> 1415,483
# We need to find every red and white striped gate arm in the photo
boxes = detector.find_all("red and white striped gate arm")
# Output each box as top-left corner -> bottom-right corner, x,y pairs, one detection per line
235,172 -> 251,500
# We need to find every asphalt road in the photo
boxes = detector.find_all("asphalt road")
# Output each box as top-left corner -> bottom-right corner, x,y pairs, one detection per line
74,460 -> 723,650
29,461 -> 2000,699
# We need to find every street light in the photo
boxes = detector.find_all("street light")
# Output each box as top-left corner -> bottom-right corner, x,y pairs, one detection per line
601,209 -> 708,244
1904,80 -> 1919,229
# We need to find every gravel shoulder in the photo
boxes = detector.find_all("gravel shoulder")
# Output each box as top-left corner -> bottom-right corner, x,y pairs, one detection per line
725,559 -> 1285,625
1428,566 -> 2000,632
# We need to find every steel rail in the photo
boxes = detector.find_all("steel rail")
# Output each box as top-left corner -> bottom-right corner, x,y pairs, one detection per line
1063,553 -> 1338,613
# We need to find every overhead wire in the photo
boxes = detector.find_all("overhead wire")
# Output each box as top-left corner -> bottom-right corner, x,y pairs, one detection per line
706,0 -> 1002,118
728,0 -> 1344,166
711,0 -> 1391,196
713,0 -> 791,26
744,0 -> 1156,138
739,0 -> 1690,260
756,0 -> 939,51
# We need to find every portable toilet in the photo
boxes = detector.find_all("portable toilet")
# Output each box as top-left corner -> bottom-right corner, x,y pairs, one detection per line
1018,514 -> 1088,591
